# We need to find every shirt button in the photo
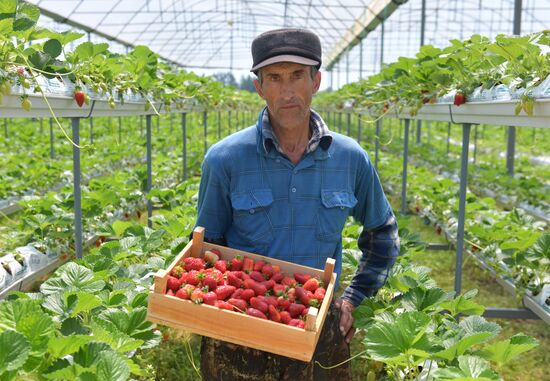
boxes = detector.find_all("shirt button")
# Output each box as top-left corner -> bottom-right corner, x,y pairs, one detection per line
291,187 -> 297,193
340,206 -> 345,210
293,169 -> 298,174
249,209 -> 255,214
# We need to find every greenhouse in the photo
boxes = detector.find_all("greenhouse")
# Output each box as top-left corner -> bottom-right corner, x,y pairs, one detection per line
0,0 -> 548,380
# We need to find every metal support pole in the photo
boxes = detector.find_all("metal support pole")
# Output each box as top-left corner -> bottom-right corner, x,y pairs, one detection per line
375,119 -> 381,170
157,114 -> 160,132
513,0 -> 522,35
420,0 -> 426,46
90,118 -> 94,144
3,118 -> 7,139
416,120 -> 422,144
71,117 -> 83,259
446,122 -> 451,155
146,115 -> 152,228
182,113 -> 187,181
218,111 -> 221,139
228,111 -> 232,134
203,111 -> 208,156
49,118 -> 54,159
401,119 -> 410,214
338,113 -> 342,133
473,125 -> 478,164
118,116 -> 122,142
346,113 -> 351,136
506,126 -> 516,175
357,114 -> 361,145
455,123 -> 472,296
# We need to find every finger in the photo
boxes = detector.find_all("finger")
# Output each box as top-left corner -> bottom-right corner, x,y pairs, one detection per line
339,309 -> 352,337
345,326 -> 356,344
334,299 -> 341,308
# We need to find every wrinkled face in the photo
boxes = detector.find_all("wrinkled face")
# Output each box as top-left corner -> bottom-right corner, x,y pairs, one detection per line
253,62 -> 321,131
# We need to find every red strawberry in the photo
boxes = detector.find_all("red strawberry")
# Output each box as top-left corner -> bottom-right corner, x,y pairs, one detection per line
240,289 -> 255,302
261,279 -> 275,290
216,300 -> 234,310
243,257 -> 254,273
183,257 -> 205,271
280,311 -> 292,324
268,304 -> 281,322
202,275 -> 218,292
249,271 -> 265,282
277,296 -> 291,311
303,278 -> 320,292
301,307 -> 310,317
271,272 -> 284,283
261,264 -> 274,278
288,303 -> 306,318
229,256 -> 243,271
454,92 -> 466,106
296,287 -> 319,307
281,276 -> 297,287
313,287 -> 326,302
175,287 -> 190,299
250,297 -> 268,314
214,260 -> 227,273
191,288 -> 205,304
253,260 -> 265,272
166,276 -> 181,292
166,289 -> 175,296
184,270 -> 203,286
273,284 -> 287,296
202,291 -> 217,306
288,319 -> 305,329
294,273 -> 311,284
244,279 -> 267,296
74,90 -> 85,107
227,298 -> 247,312
246,307 -> 267,319
210,248 -> 222,257
261,295 -> 278,307
16,66 -> 25,75
215,285 -> 236,300
227,272 -> 243,288
171,265 -> 185,278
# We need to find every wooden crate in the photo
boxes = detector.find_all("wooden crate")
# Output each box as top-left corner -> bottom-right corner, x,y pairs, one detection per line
147,226 -> 336,362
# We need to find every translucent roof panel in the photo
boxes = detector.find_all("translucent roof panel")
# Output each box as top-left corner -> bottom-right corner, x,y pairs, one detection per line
29,0 -> 550,90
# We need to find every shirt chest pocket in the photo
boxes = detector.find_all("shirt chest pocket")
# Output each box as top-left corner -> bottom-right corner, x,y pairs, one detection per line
316,190 -> 358,242
231,189 -> 274,245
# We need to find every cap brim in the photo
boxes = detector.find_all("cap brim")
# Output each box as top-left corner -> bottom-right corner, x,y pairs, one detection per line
251,54 -> 319,72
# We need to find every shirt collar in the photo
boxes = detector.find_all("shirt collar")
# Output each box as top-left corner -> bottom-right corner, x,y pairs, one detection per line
260,107 -> 332,155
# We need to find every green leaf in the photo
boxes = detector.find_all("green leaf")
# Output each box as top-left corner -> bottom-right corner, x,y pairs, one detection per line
441,290 -> 485,316
0,330 -> 30,373
43,359 -> 88,380
112,220 -> 135,237
44,39 -> 62,58
433,355 -> 500,380
74,341 -> 111,368
0,0 -> 17,14
13,2 -> 39,31
363,311 -> 440,365
64,292 -> 103,317
0,18 -> 14,35
40,262 -> 106,295
400,287 -> 448,312
475,334 -> 538,365
47,335 -> 93,359
96,350 -> 130,381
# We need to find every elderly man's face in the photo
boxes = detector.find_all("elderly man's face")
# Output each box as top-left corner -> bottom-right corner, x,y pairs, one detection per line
253,62 -> 321,131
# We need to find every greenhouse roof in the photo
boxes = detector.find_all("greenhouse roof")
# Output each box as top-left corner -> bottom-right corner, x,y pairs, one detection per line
29,0 -> 550,85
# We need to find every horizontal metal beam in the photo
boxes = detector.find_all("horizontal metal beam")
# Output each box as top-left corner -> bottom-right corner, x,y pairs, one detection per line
426,243 -> 452,251
325,0 -> 408,70
483,308 -> 540,320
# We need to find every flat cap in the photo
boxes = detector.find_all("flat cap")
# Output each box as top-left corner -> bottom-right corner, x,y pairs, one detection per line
250,28 -> 322,72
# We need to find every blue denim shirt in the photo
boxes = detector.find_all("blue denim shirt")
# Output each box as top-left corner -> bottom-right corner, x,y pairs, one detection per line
195,108 -> 399,307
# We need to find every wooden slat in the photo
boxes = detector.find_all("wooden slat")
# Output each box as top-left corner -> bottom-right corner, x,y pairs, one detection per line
322,258 -> 335,286
191,227 -> 205,258
305,307 -> 318,331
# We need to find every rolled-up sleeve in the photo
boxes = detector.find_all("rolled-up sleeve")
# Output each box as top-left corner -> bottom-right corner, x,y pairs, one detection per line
195,148 -> 232,241
342,149 -> 400,307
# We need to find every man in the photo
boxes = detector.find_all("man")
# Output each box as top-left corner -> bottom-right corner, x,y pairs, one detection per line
195,28 -> 399,380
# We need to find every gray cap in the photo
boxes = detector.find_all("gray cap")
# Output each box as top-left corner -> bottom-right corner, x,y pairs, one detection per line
250,28 -> 322,73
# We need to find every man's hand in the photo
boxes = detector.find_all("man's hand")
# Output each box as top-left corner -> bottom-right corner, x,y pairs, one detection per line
334,298 -> 355,344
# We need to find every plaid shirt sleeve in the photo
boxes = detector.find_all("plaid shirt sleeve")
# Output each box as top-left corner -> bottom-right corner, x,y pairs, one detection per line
341,212 -> 400,307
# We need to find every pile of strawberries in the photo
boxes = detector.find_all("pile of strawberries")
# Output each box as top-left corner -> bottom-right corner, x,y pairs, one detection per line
164,249 -> 326,329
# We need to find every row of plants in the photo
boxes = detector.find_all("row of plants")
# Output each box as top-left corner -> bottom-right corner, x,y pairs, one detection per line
315,31 -> 549,117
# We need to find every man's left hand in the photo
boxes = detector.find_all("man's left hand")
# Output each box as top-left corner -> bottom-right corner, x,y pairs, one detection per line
334,298 -> 355,344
